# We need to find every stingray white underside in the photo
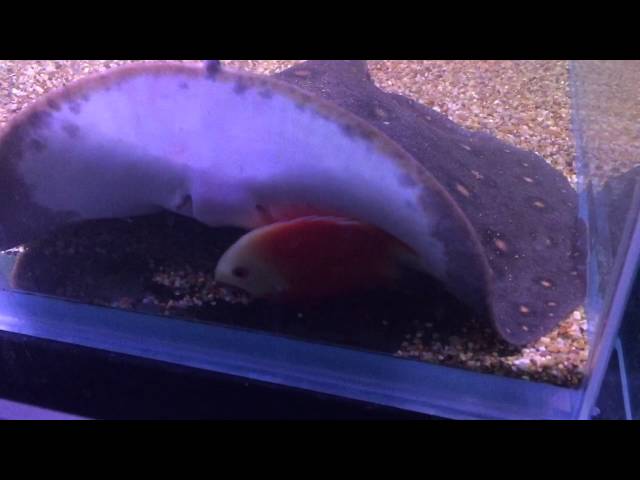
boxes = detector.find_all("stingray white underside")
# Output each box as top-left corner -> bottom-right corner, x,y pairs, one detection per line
16,68 -> 449,281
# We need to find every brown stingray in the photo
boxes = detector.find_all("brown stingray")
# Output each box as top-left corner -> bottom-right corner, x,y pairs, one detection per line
0,60 -> 586,345
273,61 -> 586,344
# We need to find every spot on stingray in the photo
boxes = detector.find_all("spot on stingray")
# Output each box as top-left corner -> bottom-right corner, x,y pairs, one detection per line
494,238 -> 508,253
532,199 -> 546,209
539,279 -> 554,289
27,110 -> 52,131
519,305 -> 531,315
233,79 -> 250,95
470,169 -> 483,180
460,143 -> 472,151
29,138 -> 47,153
204,60 -> 222,77
47,99 -> 61,111
523,176 -> 535,184
484,229 -> 510,256
68,101 -> 82,115
293,69 -> 312,78
547,301 -> 557,307
455,182 -> 472,198
62,122 -> 80,138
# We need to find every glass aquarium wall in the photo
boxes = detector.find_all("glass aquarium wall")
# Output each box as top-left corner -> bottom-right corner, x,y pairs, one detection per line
569,61 -> 640,418
0,60 -> 638,419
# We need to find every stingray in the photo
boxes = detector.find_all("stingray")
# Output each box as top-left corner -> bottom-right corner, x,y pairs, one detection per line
0,60 -> 586,345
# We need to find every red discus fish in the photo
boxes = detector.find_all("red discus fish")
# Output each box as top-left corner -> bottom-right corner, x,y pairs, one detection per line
214,216 -> 420,302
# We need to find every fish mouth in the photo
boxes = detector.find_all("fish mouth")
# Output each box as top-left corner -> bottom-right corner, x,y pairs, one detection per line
213,281 -> 255,304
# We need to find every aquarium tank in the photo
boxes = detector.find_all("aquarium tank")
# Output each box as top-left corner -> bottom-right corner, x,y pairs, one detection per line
0,60 -> 638,419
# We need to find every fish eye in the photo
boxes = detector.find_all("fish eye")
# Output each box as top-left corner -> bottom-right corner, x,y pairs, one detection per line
232,266 -> 250,279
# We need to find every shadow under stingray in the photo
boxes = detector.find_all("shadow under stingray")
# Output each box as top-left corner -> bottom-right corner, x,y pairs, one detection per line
10,212 -> 513,356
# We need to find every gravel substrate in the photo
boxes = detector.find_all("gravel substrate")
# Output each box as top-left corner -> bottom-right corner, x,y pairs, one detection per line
570,61 -> 640,186
0,60 -> 587,387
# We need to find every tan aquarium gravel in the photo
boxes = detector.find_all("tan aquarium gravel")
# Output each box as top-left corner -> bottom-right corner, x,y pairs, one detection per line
0,60 -> 587,387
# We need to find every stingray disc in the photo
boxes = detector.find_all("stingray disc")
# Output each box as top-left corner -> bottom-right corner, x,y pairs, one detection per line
274,60 -> 586,344
0,61 -> 493,327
